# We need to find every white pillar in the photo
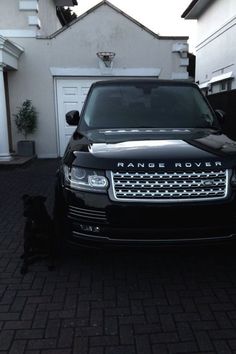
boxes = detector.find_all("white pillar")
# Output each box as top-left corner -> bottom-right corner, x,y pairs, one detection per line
0,64 -> 12,161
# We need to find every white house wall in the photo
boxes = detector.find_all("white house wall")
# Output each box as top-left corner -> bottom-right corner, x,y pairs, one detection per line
0,0 -> 61,37
196,24 -> 236,91
0,0 -> 31,30
7,38 -> 58,158
195,0 -> 236,91
37,0 -> 61,36
197,0 -> 236,45
48,5 -> 186,76
6,3 -> 188,158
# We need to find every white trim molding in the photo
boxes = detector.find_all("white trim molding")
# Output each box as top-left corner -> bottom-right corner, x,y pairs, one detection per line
0,29 -> 37,38
28,16 -> 41,28
199,81 -> 209,89
0,36 -> 24,161
19,0 -> 39,11
171,72 -> 189,80
0,35 -> 24,69
196,15 -> 236,51
0,37 -> 23,160
50,67 -> 161,77
209,71 -> 234,84
172,42 -> 189,54
0,64 -> 12,161
180,58 -> 189,67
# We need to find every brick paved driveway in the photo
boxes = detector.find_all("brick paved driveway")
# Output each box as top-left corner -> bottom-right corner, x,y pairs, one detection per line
1,159 -> 236,354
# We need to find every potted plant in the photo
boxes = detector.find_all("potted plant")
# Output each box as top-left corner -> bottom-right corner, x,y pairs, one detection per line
14,99 -> 37,156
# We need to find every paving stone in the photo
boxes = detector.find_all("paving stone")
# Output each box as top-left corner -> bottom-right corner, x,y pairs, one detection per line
15,329 -> 44,339
104,316 -> 118,335
27,339 -> 57,350
168,341 -> 199,353
209,329 -> 236,339
134,323 -> 161,335
194,331 -> 214,352
32,311 -> 48,328
135,334 -> 152,354
0,330 -> 15,350
119,324 -> 134,345
58,328 -> 74,348
150,332 -> 179,344
73,336 -> 88,354
152,344 -> 168,354
90,335 -> 119,346
214,311 -> 233,329
213,340 -> 233,354
45,319 -> 61,338
9,340 -> 27,354
105,346 -> 135,354
89,348 -> 104,354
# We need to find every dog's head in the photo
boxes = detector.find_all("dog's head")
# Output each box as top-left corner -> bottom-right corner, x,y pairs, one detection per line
22,194 -> 47,219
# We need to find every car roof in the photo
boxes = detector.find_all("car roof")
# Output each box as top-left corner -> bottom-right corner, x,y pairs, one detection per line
90,78 -> 197,88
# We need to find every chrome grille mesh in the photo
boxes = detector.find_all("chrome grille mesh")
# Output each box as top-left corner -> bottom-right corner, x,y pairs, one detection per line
110,170 -> 228,201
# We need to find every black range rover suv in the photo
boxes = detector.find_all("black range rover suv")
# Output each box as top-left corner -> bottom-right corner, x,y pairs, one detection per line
54,79 -> 236,247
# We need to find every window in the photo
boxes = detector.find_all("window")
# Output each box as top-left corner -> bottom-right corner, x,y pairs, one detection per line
220,81 -> 226,91
81,83 -> 218,130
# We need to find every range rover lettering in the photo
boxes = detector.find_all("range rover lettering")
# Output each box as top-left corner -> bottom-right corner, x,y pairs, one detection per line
54,79 -> 236,247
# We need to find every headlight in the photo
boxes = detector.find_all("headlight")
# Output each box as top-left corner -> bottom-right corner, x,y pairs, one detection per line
63,165 -> 108,192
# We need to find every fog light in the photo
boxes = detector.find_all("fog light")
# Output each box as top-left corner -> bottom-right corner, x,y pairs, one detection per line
79,224 -> 100,233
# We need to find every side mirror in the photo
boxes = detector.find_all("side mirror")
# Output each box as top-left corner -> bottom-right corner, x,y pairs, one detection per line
215,109 -> 226,125
66,110 -> 80,126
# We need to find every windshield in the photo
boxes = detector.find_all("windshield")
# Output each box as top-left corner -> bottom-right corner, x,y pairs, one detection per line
81,83 -> 218,130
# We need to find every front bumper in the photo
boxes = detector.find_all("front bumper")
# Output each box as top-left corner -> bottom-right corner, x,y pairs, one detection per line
59,187 -> 236,248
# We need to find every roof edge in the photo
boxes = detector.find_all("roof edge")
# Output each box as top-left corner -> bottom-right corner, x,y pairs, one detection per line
181,0 -> 198,18
103,1 -> 188,40
182,0 -> 212,19
54,0 -> 78,6
42,0 -> 189,40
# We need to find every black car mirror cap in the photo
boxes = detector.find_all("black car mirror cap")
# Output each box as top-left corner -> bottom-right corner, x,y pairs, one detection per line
66,110 -> 80,126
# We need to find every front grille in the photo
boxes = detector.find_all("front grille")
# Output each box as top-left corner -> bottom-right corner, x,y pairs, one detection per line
109,170 -> 229,202
68,205 -> 107,223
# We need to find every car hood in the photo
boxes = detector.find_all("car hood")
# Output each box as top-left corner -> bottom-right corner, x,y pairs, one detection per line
64,128 -> 236,170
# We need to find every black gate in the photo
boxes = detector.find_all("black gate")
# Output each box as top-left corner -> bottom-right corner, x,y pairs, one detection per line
207,90 -> 236,139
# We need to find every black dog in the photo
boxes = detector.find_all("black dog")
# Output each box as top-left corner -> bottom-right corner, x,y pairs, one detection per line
21,194 -> 55,274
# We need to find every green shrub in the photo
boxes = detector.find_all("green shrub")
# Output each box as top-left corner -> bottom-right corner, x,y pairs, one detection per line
15,100 -> 37,140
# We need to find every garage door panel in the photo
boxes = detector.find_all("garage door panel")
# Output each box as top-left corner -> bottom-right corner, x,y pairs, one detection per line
63,87 -> 78,96
56,78 -> 112,156
56,78 -> 101,156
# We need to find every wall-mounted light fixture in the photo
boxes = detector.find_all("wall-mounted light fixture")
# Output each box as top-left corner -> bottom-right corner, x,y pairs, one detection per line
97,51 -> 116,68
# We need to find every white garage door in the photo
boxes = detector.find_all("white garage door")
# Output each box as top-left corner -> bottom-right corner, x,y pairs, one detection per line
56,78 -> 105,156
